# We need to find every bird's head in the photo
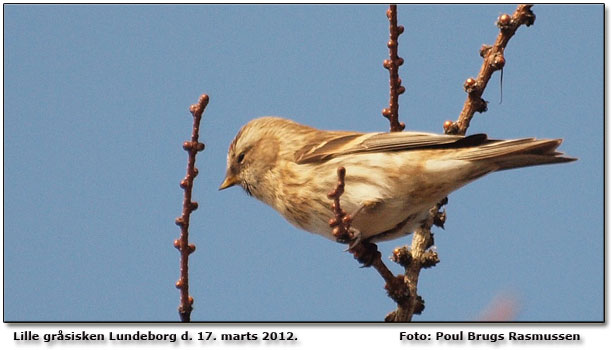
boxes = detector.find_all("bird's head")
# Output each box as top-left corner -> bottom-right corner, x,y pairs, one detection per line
219,117 -> 286,196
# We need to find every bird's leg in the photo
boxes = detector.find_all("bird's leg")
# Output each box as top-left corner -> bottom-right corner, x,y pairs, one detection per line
343,204 -> 384,267
334,204 -> 366,246
345,228 -> 363,250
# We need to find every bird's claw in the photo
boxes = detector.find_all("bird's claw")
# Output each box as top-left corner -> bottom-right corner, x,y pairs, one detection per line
336,227 -> 362,252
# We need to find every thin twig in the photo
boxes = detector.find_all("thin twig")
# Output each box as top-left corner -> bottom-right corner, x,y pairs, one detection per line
327,167 -> 352,243
174,93 -> 209,322
444,5 -> 535,136
382,4 -> 406,132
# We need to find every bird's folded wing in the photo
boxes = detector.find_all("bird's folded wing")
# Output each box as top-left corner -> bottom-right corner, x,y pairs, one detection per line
295,131 -> 488,163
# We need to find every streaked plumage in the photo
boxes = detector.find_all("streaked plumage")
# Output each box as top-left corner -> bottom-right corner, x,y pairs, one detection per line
220,117 -> 575,243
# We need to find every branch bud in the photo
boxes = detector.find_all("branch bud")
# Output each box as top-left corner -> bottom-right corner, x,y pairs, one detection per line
496,13 -> 512,31
463,78 -> 478,93
492,54 -> 506,70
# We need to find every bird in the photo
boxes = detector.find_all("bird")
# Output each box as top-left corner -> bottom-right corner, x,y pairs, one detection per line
219,116 -> 575,244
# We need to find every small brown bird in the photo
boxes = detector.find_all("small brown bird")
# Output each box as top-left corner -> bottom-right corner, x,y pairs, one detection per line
220,117 -> 575,244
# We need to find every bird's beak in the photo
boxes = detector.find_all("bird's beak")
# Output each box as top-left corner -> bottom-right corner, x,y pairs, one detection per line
219,173 -> 239,190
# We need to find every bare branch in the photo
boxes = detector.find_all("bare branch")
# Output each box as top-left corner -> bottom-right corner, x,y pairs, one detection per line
444,5 -> 536,135
327,167 -> 352,243
382,4 -> 406,132
174,93 -> 209,322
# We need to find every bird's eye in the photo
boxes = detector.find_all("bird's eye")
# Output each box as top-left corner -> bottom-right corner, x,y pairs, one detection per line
237,152 -> 245,164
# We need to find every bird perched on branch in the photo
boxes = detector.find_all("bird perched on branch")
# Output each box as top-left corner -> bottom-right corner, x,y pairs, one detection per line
220,117 -> 575,244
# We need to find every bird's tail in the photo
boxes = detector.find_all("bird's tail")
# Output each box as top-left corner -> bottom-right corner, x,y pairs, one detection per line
456,137 -> 576,171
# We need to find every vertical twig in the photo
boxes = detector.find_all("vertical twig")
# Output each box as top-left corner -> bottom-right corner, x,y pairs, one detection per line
327,167 -> 352,243
174,93 -> 209,322
382,4 -> 406,132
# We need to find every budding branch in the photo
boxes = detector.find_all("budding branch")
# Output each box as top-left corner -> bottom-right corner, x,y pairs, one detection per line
174,93 -> 209,322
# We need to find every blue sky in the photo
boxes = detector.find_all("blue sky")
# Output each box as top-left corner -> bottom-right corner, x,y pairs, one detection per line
3,4 -> 603,322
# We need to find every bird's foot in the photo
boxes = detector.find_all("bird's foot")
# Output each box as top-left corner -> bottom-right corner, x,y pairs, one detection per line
349,240 -> 380,267
342,228 -> 363,251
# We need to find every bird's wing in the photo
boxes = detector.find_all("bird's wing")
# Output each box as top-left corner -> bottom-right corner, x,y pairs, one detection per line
295,131 -> 489,163
294,132 -> 363,163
